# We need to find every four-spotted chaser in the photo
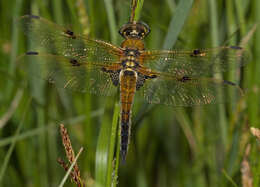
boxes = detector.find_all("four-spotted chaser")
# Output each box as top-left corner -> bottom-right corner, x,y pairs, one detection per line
18,15 -> 247,161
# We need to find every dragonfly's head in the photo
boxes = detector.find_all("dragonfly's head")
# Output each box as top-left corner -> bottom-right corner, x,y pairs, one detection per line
119,21 -> 150,40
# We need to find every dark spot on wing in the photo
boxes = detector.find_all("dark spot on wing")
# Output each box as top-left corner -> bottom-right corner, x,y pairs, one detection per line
26,51 -> 39,55
65,29 -> 76,39
70,59 -> 80,66
28,15 -> 40,19
110,71 -> 120,86
230,46 -> 242,50
223,80 -> 236,86
150,75 -> 157,79
101,67 -> 107,72
190,49 -> 201,57
136,73 -> 157,90
144,74 -> 157,79
101,67 -> 113,73
143,75 -> 157,79
136,73 -> 146,90
190,49 -> 206,57
101,68 -> 120,86
193,49 -> 200,55
178,76 -> 192,82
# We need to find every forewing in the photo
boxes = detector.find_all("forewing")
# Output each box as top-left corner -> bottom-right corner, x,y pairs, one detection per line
17,52 -> 119,96
139,74 -> 243,106
18,15 -> 123,64
141,46 -> 248,77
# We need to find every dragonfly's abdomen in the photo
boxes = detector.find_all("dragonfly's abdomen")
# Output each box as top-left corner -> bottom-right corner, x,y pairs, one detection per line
119,69 -> 137,161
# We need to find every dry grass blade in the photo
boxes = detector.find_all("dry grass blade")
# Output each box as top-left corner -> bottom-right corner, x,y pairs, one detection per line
240,24 -> 258,47
130,0 -> 137,23
58,124 -> 85,187
76,0 -> 90,35
250,127 -> 260,141
241,144 -> 253,187
0,89 -> 23,128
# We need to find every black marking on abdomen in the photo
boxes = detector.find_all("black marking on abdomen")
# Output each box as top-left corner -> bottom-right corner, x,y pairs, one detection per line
120,119 -> 130,162
26,51 -> 39,55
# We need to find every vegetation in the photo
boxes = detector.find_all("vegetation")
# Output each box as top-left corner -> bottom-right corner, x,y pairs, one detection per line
0,0 -> 259,186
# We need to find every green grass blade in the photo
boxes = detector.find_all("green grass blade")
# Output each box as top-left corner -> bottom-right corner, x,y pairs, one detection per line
209,0 -> 227,147
95,102 -> 119,187
95,106 -> 112,186
106,103 -> 120,186
104,0 -> 117,44
133,0 -> 144,22
0,115 -> 88,147
0,97 -> 31,184
6,0 -> 23,99
222,169 -> 238,187
163,0 -> 194,49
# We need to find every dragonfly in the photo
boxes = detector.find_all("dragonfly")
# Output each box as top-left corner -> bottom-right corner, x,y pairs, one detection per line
18,15 -> 247,161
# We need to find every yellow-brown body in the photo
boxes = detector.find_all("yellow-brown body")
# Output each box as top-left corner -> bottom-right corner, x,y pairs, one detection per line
119,38 -> 145,160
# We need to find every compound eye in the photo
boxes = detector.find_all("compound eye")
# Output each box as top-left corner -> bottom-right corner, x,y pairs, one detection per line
124,30 -> 131,37
138,32 -> 144,38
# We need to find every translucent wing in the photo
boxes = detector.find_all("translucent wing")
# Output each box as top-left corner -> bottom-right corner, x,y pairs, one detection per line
138,73 -> 243,106
17,52 -> 121,96
18,15 -> 123,64
141,46 -> 248,77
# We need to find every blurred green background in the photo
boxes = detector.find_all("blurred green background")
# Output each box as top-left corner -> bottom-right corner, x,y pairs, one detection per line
0,0 -> 259,186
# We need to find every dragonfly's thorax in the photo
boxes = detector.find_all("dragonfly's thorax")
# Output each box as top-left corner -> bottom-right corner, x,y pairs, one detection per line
121,39 -> 145,50
124,60 -> 136,68
122,57 -> 139,69
121,48 -> 141,69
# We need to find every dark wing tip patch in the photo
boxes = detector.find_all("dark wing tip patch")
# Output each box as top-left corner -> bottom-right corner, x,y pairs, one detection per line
26,51 -> 39,55
230,46 -> 243,50
27,15 -> 40,19
223,80 -> 236,86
